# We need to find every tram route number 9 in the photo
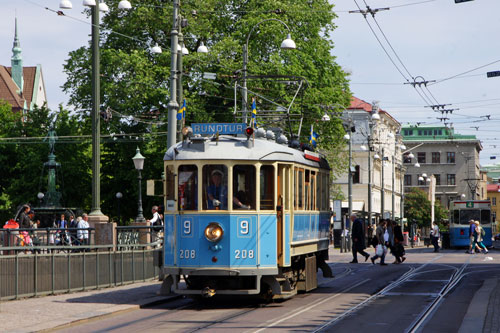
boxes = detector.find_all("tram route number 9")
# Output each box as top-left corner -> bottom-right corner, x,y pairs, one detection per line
179,249 -> 196,259
234,249 -> 254,259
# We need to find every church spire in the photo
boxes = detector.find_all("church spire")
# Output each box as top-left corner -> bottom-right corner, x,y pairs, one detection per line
11,17 -> 24,95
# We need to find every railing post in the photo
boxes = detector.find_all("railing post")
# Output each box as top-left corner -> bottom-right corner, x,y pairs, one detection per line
34,252 -> 38,297
15,253 -> 19,299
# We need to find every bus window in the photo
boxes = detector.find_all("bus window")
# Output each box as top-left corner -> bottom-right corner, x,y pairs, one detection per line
233,165 -> 256,210
178,165 -> 198,211
481,210 -> 491,224
203,165 -> 228,210
260,165 -> 275,210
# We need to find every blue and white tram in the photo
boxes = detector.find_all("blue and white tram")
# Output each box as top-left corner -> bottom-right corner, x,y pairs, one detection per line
161,125 -> 333,299
449,200 -> 492,248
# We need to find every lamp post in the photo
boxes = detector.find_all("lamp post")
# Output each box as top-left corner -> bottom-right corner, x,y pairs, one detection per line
116,192 -> 123,224
166,0 -> 180,149
242,19 -> 296,123
59,0 -> 132,222
368,102 -> 380,226
132,147 -> 145,222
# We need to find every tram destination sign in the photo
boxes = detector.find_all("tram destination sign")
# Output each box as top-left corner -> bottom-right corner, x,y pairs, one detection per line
192,123 -> 246,135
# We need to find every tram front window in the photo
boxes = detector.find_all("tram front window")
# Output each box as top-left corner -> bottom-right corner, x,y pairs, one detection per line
460,210 -> 480,225
233,165 -> 255,209
204,165 -> 228,210
481,210 -> 491,224
178,165 -> 198,211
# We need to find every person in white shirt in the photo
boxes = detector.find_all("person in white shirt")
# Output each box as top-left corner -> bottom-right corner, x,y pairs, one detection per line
430,222 -> 440,252
77,213 -> 90,246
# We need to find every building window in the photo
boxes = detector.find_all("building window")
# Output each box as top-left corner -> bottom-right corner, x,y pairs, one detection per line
493,197 -> 497,206
432,152 -> 440,164
447,152 -> 456,163
353,165 -> 360,184
404,174 -> 411,186
417,152 -> 426,164
493,212 -> 497,222
447,174 -> 456,185
434,174 -> 441,185
403,152 -> 412,164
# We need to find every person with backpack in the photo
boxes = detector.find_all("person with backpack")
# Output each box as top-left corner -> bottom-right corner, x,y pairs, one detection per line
430,222 -> 440,253
472,220 -> 488,254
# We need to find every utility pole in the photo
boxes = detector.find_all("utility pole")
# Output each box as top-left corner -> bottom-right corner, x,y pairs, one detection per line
167,0 -> 180,149
381,147 -> 385,217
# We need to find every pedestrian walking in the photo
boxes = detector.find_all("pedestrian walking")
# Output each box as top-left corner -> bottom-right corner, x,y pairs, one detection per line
393,222 -> 406,264
466,219 -> 481,254
430,222 -> 440,252
371,220 -> 388,266
472,220 -> 488,254
349,214 -> 370,263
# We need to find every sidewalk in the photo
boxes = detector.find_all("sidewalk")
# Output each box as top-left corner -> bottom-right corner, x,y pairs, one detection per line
0,281 -> 177,333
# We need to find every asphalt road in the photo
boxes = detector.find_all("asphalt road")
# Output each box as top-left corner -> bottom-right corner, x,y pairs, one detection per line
54,246 -> 500,332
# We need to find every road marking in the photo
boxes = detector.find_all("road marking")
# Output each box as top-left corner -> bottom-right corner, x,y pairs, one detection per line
249,278 -> 371,333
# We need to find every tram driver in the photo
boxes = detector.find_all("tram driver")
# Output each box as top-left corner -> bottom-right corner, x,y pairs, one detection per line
207,169 -> 249,210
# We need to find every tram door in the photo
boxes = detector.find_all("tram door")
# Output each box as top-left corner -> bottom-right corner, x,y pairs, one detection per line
277,164 -> 291,266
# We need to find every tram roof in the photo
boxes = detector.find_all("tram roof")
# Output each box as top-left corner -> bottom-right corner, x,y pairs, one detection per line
164,135 -> 330,170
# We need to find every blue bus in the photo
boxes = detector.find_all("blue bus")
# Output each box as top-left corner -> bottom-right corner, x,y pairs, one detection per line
449,200 -> 492,248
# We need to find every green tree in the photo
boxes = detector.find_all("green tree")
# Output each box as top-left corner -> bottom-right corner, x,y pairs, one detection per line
62,0 -> 351,178
404,188 -> 448,229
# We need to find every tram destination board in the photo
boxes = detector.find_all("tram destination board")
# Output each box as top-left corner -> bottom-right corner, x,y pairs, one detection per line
192,123 -> 246,135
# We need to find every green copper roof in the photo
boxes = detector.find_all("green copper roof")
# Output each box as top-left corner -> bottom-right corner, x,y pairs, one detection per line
401,125 -> 477,141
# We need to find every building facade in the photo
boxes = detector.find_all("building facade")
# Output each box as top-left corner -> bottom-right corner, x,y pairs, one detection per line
402,125 -> 483,209
334,97 -> 404,223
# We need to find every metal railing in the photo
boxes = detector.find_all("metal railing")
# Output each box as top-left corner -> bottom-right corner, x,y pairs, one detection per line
0,226 -> 164,300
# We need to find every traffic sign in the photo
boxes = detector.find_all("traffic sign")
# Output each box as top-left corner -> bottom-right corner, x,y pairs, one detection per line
487,71 -> 500,78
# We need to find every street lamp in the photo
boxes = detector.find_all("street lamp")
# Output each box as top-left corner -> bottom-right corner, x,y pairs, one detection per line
37,192 -> 45,207
132,147 -> 145,223
116,192 -> 123,223
242,19 -> 296,123
59,0 -> 131,223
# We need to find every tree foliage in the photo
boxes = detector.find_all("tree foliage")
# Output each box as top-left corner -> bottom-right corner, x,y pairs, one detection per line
404,188 -> 448,229
62,0 -> 351,175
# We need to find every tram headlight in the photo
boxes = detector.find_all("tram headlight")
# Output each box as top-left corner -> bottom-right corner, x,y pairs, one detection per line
182,126 -> 193,138
204,222 -> 224,242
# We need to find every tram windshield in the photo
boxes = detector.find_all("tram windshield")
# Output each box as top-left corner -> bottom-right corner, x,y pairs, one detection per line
454,209 -> 491,225
204,165 -> 229,210
233,165 -> 256,210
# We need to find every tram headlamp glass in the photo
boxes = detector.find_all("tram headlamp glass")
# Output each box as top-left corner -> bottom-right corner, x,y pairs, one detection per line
205,222 -> 224,242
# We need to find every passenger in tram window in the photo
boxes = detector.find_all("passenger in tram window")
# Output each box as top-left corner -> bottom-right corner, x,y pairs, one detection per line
233,166 -> 254,209
207,169 -> 228,210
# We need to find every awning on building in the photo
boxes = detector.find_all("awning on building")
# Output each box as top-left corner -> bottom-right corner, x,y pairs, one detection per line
341,201 -> 365,211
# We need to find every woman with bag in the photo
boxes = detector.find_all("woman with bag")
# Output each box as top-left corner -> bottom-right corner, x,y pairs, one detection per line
473,220 -> 488,254
371,220 -> 388,266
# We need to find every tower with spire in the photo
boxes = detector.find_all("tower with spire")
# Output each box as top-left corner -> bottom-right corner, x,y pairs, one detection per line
0,17 -> 47,114
11,17 -> 24,95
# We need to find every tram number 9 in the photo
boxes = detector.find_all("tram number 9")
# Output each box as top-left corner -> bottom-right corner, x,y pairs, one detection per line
179,249 -> 196,259
239,220 -> 249,235
183,220 -> 191,235
234,249 -> 254,259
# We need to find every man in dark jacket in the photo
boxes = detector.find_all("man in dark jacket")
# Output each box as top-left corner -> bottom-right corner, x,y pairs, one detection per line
350,214 -> 370,263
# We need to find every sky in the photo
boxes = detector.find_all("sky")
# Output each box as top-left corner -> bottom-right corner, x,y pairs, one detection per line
1,0 -> 499,165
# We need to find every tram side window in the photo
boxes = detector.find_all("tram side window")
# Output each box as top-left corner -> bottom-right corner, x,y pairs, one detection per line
316,172 -> 321,211
305,170 -> 310,210
311,172 -> 316,211
260,165 -> 275,210
203,165 -> 228,210
481,210 -> 491,224
165,165 -> 175,211
296,168 -> 304,210
233,165 -> 256,210
322,173 -> 328,211
178,165 -> 198,211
